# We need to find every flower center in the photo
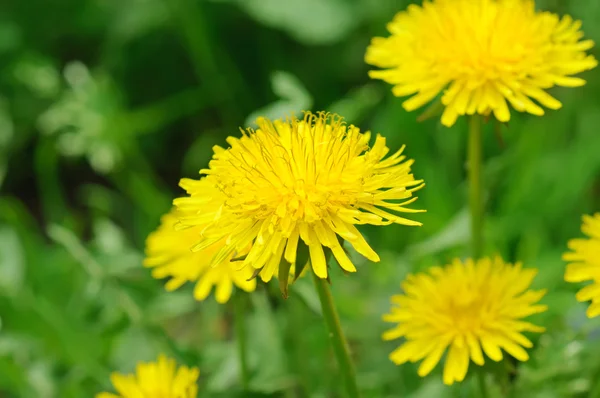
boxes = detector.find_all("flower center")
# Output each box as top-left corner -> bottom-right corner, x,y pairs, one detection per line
282,183 -> 334,222
419,2 -> 539,84
445,287 -> 489,333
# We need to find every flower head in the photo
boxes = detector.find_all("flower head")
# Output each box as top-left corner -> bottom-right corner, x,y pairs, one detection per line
383,257 -> 547,385
144,207 -> 256,304
563,213 -> 600,318
96,354 -> 199,398
365,0 -> 597,126
174,112 -> 424,285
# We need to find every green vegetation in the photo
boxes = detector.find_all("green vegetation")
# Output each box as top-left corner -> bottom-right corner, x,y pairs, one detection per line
1,0 -> 600,396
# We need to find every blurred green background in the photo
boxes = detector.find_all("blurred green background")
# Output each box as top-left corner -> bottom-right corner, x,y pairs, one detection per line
1,0 -> 600,397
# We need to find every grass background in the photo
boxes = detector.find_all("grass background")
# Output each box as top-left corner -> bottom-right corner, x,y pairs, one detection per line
1,0 -> 600,396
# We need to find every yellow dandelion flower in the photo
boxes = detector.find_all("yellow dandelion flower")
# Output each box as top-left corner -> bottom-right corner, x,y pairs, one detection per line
365,0 -> 598,127
96,354 -> 199,398
144,206 -> 256,304
174,112 -> 424,282
383,256 -> 547,385
563,213 -> 600,318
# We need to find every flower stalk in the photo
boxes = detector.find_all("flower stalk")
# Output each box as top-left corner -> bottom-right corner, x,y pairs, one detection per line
312,271 -> 360,398
469,116 -> 490,397
468,114 -> 483,259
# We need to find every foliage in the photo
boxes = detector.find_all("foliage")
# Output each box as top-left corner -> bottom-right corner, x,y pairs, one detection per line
1,0 -> 599,397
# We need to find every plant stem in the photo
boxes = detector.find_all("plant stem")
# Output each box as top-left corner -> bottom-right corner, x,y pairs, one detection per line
477,372 -> 490,398
311,272 -> 360,398
469,116 -> 491,397
468,114 -> 483,259
234,292 -> 250,390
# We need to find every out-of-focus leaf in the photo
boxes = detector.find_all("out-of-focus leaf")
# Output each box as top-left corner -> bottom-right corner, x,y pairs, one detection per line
407,379 -> 452,398
37,62 -> 124,174
291,278 -> 322,316
246,291 -> 293,392
0,356 -> 31,394
77,184 -> 120,215
0,226 -> 25,296
0,198 -> 44,250
204,342 -> 240,392
0,160 -> 6,190
270,71 -> 311,103
12,55 -> 60,98
181,129 -> 222,176
226,0 -> 358,45
146,290 -> 196,323
516,332 -> 599,397
407,208 -> 470,258
245,71 -> 312,127
0,98 -> 13,189
35,137 -> 73,226
26,293 -> 108,382
105,0 -> 169,45
93,218 -> 127,255
91,217 -> 143,276
47,224 -> 105,280
0,21 -> 21,53
328,84 -> 384,124
0,98 -> 14,147
109,326 -> 161,371
27,360 -> 55,398
122,87 -> 210,137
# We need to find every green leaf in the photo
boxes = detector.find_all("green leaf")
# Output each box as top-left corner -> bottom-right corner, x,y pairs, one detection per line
230,0 -> 358,45
244,71 -> 312,127
294,240 -> 310,282
246,292 -> 294,392
291,278 -> 322,316
328,84 -> 385,125
278,258 -> 292,299
0,226 -> 24,296
109,326 -> 161,371
406,208 -> 470,259
146,290 -> 196,323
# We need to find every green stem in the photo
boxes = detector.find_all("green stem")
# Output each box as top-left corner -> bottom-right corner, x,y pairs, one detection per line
477,372 -> 490,398
468,115 -> 483,259
469,116 -> 492,397
311,272 -> 360,398
234,292 -> 250,390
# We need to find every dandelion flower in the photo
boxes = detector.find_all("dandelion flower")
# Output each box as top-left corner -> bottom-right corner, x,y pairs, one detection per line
96,354 -> 199,398
174,112 -> 424,283
365,0 -> 598,127
383,257 -> 547,385
144,206 -> 256,304
563,213 -> 600,318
